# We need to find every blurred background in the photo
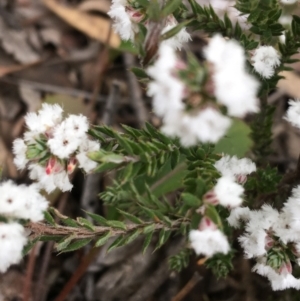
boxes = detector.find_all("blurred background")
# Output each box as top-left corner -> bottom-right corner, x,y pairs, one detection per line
1,0 -> 300,300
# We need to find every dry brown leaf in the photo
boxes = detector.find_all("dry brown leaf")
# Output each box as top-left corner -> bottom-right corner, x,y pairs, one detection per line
78,0 -> 111,13
277,71 -> 300,99
0,18 -> 40,64
42,0 -> 120,48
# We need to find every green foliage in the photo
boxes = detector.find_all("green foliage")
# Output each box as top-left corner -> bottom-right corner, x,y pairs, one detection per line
236,0 -> 283,43
187,0 -> 258,50
169,248 -> 192,272
250,103 -> 275,164
205,252 -> 234,278
214,119 -> 253,157
245,166 -> 281,194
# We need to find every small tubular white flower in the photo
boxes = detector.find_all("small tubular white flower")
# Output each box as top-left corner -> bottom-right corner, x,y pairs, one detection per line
25,103 -> 63,135
0,181 -> 48,222
161,15 -> 191,50
162,107 -> 232,146
213,176 -> 244,208
238,229 -> 268,258
108,0 -> 140,41
64,115 -> 89,138
252,46 -> 281,79
28,164 -> 72,193
147,44 -> 185,117
284,99 -> 300,129
204,35 -> 260,117
189,228 -> 230,257
76,138 -> 100,173
227,207 -> 251,228
12,138 -> 28,170
214,155 -> 256,183
48,122 -> 81,159
0,223 -> 27,273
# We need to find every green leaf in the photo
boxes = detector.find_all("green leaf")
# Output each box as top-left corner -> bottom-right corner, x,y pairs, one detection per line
107,236 -> 125,252
106,220 -> 127,230
56,235 -> 75,252
214,119 -> 252,157
205,205 -> 223,230
125,229 -> 141,244
117,209 -> 143,224
161,19 -> 193,40
77,217 -> 95,231
61,218 -> 78,227
143,231 -> 154,253
94,162 -> 119,173
161,0 -> 182,16
85,212 -> 108,226
95,231 -> 112,247
131,67 -> 149,79
182,193 -> 201,207
143,223 -> 156,234
59,238 -> 92,253
44,211 -> 56,226
156,229 -> 171,250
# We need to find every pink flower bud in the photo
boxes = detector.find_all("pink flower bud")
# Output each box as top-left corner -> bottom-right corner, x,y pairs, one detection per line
126,7 -> 144,23
236,174 -> 247,184
265,235 -> 274,250
203,190 -> 219,205
278,260 -> 292,275
198,217 -> 217,231
67,157 -> 77,174
46,157 -> 63,175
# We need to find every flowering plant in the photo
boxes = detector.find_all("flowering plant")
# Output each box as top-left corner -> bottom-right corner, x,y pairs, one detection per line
3,0 -> 300,296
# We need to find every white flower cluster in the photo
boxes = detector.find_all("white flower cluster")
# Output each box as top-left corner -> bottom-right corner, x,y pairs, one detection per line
204,155 -> 256,208
228,185 -> 300,290
0,180 -> 48,273
204,35 -> 260,118
13,103 -> 100,193
108,0 -> 191,49
284,99 -> 300,129
189,155 -> 256,257
251,46 -> 281,79
147,35 -> 260,146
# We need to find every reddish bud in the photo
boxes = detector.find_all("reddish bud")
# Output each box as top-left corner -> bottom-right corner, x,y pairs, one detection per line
46,157 -> 63,175
203,190 -> 219,206
198,217 -> 217,231
278,260 -> 292,275
67,157 -> 77,174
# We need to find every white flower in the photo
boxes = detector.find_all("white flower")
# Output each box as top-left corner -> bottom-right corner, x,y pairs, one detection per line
162,107 -> 232,146
252,46 -> 281,79
0,223 -> 27,273
28,163 -> 72,193
253,263 -> 300,290
227,207 -> 251,228
280,0 -> 298,4
213,176 -> 244,208
108,0 -> 140,41
214,155 -> 256,183
204,35 -> 260,117
238,229 -> 268,258
147,44 -> 185,117
48,122 -> 82,159
0,181 -> 48,222
161,15 -> 191,50
24,103 -> 63,135
64,115 -> 89,138
76,138 -> 100,173
12,138 -> 28,170
284,99 -> 300,129
189,228 -> 230,257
